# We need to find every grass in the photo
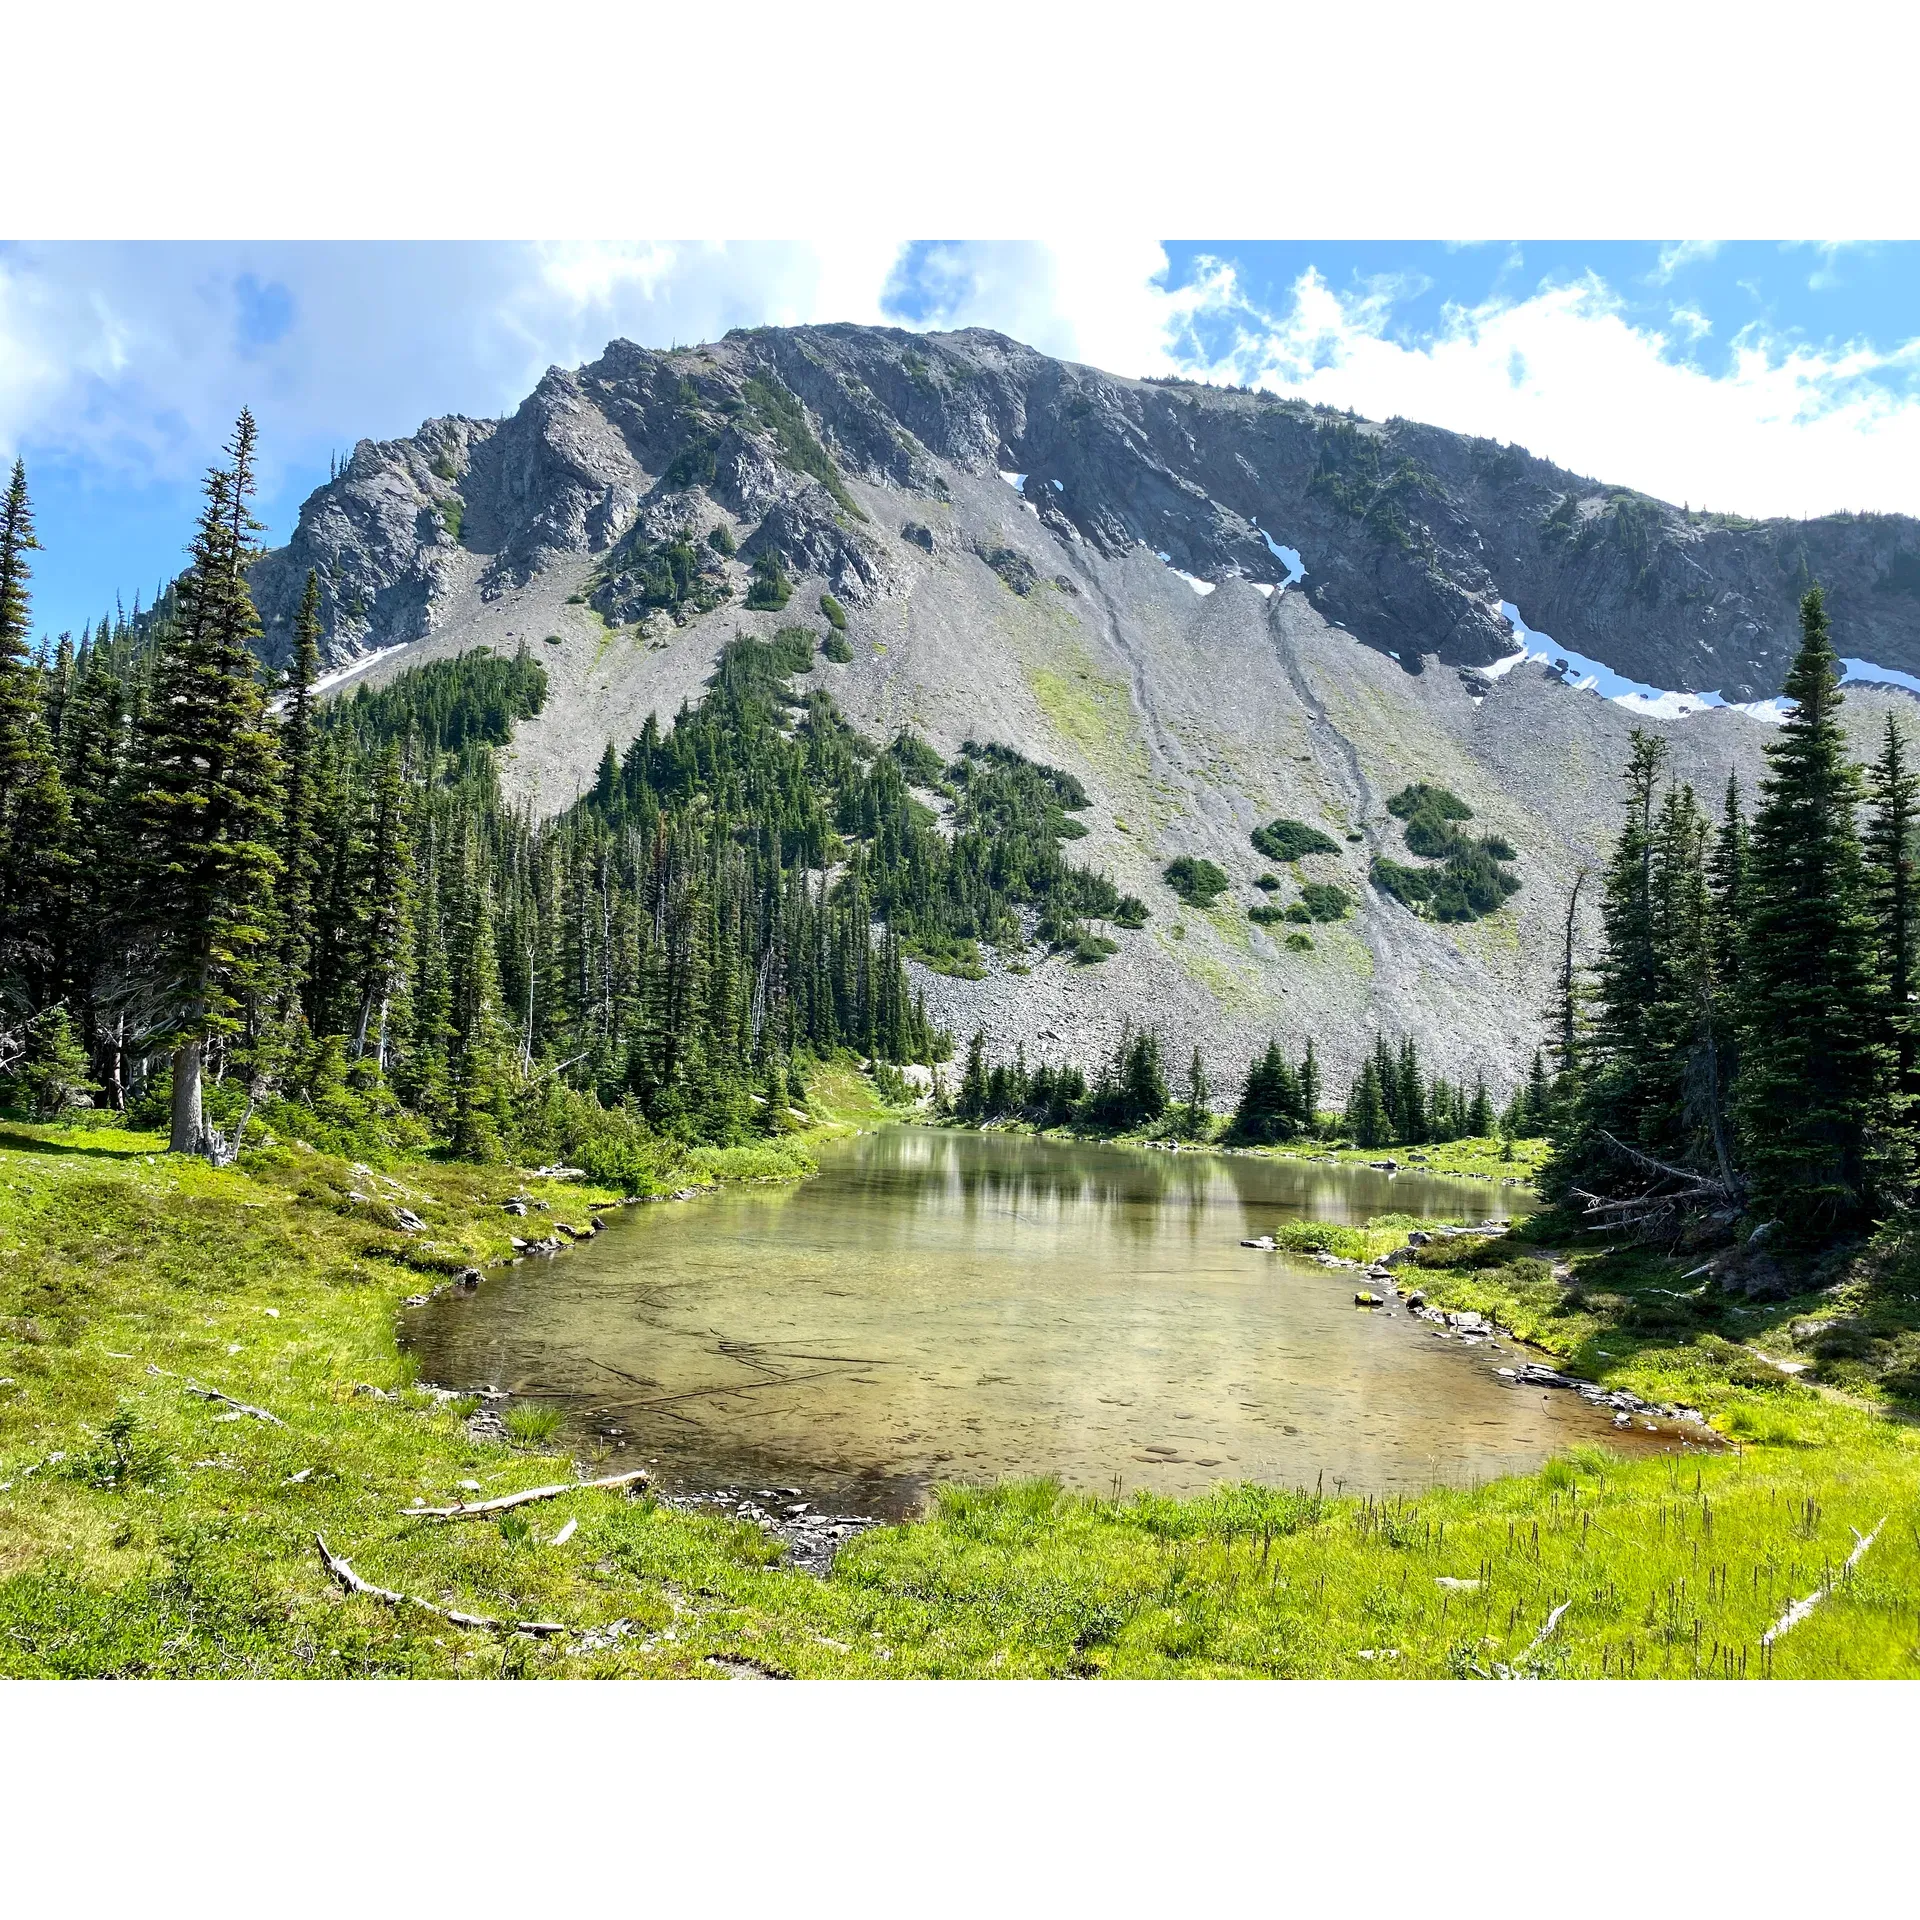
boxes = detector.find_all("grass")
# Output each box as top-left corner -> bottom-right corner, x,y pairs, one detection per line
1025,655 -> 1142,782
504,1405 -> 564,1445
3,1117 -> 1916,1677
1243,1131 -> 1548,1185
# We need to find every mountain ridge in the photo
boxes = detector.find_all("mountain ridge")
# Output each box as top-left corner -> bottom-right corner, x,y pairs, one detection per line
252,322 -> 1920,701
237,324 -> 1920,1093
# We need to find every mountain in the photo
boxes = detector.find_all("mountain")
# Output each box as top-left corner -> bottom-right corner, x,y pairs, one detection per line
243,324 -> 1920,1091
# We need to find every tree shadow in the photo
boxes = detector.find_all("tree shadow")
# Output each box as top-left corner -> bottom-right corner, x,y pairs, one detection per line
0,1126 -> 159,1162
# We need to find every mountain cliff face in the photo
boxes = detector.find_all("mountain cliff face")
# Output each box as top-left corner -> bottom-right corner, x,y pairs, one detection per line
252,323 -> 1920,697
243,324 -> 1920,1094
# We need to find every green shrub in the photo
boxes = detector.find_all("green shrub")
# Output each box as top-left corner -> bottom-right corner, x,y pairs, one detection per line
1251,818 -> 1338,861
1285,931 -> 1314,951
708,523 -> 736,556
821,632 -> 853,663
1249,903 -> 1288,925
1163,856 -> 1230,908
1373,784 -> 1519,921
1299,882 -> 1353,922
819,592 -> 847,630
1254,872 -> 1281,891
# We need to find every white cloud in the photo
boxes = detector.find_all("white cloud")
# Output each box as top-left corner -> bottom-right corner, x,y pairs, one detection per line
9,239 -> 1920,529
1169,267 -> 1920,519
0,241 -> 908,491
1649,240 -> 1720,285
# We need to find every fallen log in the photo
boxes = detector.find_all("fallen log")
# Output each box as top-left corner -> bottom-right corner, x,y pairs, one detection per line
402,1467 -> 649,1521
1762,1515 -> 1887,1650
148,1363 -> 285,1427
315,1534 -> 566,1637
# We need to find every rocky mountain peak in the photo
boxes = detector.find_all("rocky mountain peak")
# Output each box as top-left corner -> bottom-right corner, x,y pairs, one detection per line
251,323 -> 1920,701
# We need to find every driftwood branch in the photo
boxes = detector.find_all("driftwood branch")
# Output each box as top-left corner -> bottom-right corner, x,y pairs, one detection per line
1568,1132 -> 1744,1243
1469,1597 -> 1575,1679
148,1363 -> 285,1427
1518,1599 -> 1572,1667
1594,1131 -> 1731,1194
403,1467 -> 648,1521
316,1534 -> 567,1636
1762,1516 -> 1887,1649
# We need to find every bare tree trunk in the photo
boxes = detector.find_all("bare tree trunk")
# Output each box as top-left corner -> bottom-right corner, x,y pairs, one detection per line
170,1037 -> 205,1155
107,1012 -> 126,1112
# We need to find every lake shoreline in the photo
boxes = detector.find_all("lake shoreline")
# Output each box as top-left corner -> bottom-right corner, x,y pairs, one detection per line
4,1115 -> 1916,1677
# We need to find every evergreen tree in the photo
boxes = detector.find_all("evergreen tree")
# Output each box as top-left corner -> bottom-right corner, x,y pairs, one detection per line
0,461 -> 41,841
351,742 -> 413,1068
279,570 -> 324,1016
126,413 -> 283,1156
1736,588 -> 1888,1234
1233,1040 -> 1293,1143
11,1004 -> 99,1119
1344,1053 -> 1391,1148
1396,1037 -> 1426,1144
1299,1037 -> 1320,1137
958,1028 -> 989,1121
1181,1045 -> 1211,1138
0,459 -> 74,1012
1522,1047 -> 1552,1136
1864,714 -> 1918,1176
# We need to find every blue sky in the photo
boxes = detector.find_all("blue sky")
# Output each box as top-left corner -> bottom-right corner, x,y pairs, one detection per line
8,239 -> 1920,645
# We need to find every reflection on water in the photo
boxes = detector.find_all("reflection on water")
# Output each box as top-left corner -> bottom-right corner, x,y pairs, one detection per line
405,1128 -> 1623,1518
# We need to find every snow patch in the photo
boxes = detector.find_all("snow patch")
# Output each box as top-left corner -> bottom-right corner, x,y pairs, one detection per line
998,470 -> 1028,495
307,642 -> 410,700
1151,548 -> 1215,595
1049,478 -> 1063,492
1494,602 -> 1787,725
1258,530 -> 1307,588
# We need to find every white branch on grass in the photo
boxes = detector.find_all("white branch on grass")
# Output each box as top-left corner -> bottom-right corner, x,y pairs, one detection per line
315,1534 -> 567,1637
1762,1516 -> 1887,1649
148,1363 -> 285,1427
402,1467 -> 649,1520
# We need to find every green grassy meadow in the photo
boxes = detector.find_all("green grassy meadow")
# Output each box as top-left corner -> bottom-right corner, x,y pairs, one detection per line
2,1114 -> 1915,1678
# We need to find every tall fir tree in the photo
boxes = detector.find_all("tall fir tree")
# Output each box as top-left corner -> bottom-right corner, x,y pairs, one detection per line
278,570 -> 324,1017
126,412 -> 284,1155
1181,1045 -> 1211,1137
1736,587 -> 1888,1234
0,460 -> 75,1017
1864,714 -> 1918,1180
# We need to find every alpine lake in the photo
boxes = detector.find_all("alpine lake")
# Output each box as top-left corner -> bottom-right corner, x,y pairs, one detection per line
405,1128 -> 1656,1520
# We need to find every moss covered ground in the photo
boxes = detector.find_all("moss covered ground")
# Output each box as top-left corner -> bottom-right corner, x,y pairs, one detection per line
3,1115 -> 1915,1678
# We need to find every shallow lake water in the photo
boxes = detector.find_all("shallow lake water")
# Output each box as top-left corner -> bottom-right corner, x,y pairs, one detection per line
405,1128 -> 1640,1518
